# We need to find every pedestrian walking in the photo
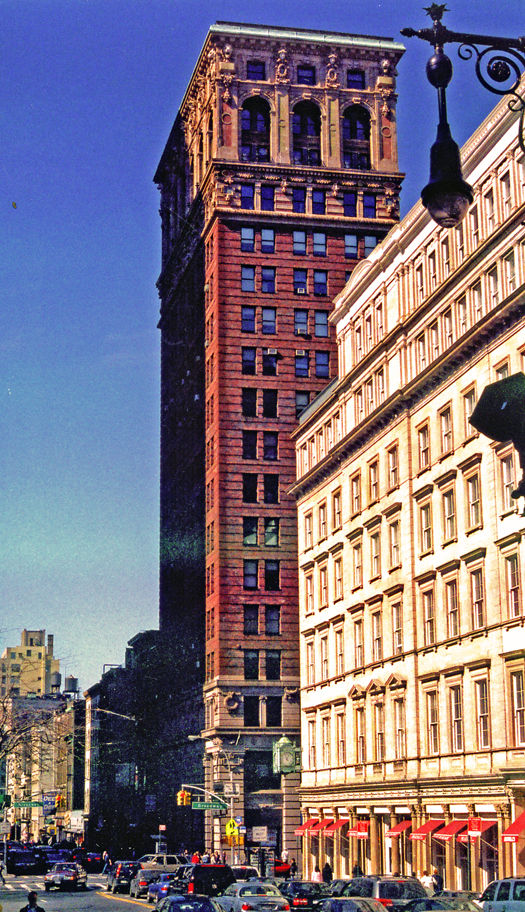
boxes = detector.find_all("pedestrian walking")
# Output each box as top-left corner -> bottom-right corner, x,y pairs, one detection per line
420,871 -> 434,894
290,858 -> 298,879
19,892 -> 45,912
322,861 -> 332,883
0,858 -> 5,885
352,863 -> 363,877
432,868 -> 443,893
311,866 -> 322,883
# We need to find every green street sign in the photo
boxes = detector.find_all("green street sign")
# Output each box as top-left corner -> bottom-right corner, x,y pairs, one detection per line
14,800 -> 43,808
192,801 -> 226,810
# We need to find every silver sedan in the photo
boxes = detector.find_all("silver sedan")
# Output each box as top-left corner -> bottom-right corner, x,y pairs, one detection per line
216,881 -> 290,912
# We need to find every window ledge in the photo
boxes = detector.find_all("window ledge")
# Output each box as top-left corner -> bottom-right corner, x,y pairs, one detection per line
466,524 -> 483,535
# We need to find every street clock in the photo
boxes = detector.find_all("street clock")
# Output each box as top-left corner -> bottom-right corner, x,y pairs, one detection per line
272,736 -> 301,774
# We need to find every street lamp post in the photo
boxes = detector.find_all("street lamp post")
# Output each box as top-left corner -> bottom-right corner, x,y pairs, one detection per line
401,3 -> 525,226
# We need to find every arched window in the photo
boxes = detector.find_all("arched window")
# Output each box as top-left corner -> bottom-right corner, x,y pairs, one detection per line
292,101 -> 321,166
240,98 -> 270,162
342,105 -> 371,170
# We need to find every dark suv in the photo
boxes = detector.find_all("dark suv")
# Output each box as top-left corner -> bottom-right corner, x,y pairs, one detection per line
332,878 -> 427,911
172,864 -> 235,897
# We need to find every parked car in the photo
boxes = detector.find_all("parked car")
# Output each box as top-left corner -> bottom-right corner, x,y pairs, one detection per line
139,854 -> 189,871
44,862 -> 87,891
36,847 -> 73,871
436,894 -> 481,908
319,898 -> 388,912
331,878 -> 428,911
279,881 -> 326,910
480,879 -> 525,911
6,849 -> 42,876
232,866 -> 261,881
215,880 -> 291,912
131,868 -> 162,898
107,860 -> 138,893
158,896 -> 224,912
173,864 -> 236,897
149,873 -> 180,904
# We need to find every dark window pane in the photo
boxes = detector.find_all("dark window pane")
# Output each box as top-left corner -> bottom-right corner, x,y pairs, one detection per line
265,606 -> 280,635
312,190 -> 325,215
243,473 -> 258,503
364,234 -> 378,256
266,650 -> 281,680
294,309 -> 308,335
293,188 -> 306,213
262,389 -> 278,418
242,388 -> 257,417
347,69 -> 365,89
315,351 -> 330,378
242,347 -> 256,375
244,604 -> 259,635
314,311 -> 328,337
241,226 -> 255,252
363,193 -> 376,218
263,431 -> 278,461
241,305 -> 256,332
314,270 -> 327,295
345,233 -> 358,257
293,230 -> 307,255
295,390 -> 310,419
262,350 -> 277,376
264,474 -> 279,504
264,517 -> 279,547
294,269 -> 308,294
262,307 -> 276,334
295,352 -> 309,377
266,696 -> 282,726
344,192 -> 357,217
243,430 -> 257,460
241,184 -> 254,209
241,266 -> 255,292
243,517 -> 258,546
244,649 -> 259,679
261,267 -> 275,293
313,232 -> 326,256
265,559 -> 280,590
244,696 -> 260,726
247,60 -> 265,80
261,228 -> 275,253
261,185 -> 274,211
243,559 -> 258,590
297,65 -> 316,85
244,749 -> 280,789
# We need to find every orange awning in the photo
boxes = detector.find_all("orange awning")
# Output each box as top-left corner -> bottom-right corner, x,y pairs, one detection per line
434,820 -> 468,841
295,818 -> 318,835
325,819 -> 349,833
502,812 -> 525,843
457,820 -> 496,843
386,820 -> 412,837
409,819 -> 445,840
310,819 -> 334,832
347,820 -> 369,839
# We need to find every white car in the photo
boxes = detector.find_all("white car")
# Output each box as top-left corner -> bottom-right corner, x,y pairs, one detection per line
44,862 -> 87,891
480,879 -> 525,912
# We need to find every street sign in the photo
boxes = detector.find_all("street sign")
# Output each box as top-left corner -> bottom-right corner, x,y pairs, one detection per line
234,816 -> 242,824
238,826 -> 247,834
225,819 -> 239,837
14,801 -> 43,808
224,783 -> 240,798
193,801 -> 227,810
0,822 -> 10,835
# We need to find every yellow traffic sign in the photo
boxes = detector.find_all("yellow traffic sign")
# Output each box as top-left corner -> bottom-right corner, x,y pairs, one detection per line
225,819 -> 239,837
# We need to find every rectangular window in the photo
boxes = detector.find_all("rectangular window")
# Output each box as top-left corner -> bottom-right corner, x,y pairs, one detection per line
263,431 -> 278,460
313,270 -> 327,295
295,351 -> 309,377
505,250 -> 516,293
297,64 -> 316,85
241,184 -> 254,209
389,519 -> 400,569
318,501 -> 327,540
322,715 -> 331,766
262,349 -> 277,376
241,305 -> 256,332
242,347 -> 256,375
243,559 -> 258,590
264,517 -> 279,547
345,233 -> 358,258
372,611 -> 382,662
261,389 -> 277,419
319,565 -> 328,608
427,691 -> 439,754
463,387 -> 476,437
308,718 -> 316,767
261,227 -> 275,253
420,502 -> 433,553
364,235 -> 378,256
501,171 -> 511,216
336,710 -> 346,765
470,206 -> 479,248
423,588 -> 435,645
294,309 -> 308,335
418,423 -> 430,470
471,567 -> 485,628
392,601 -> 403,655
370,531 -> 381,579
440,406 -> 453,454
351,473 -> 361,514
241,226 -> 255,251
354,618 -> 363,666
442,487 -> 456,541
312,190 -> 326,214
314,311 -> 328,337
263,474 -> 279,503
266,696 -> 282,727
243,430 -> 257,460
343,192 -> 357,217
332,489 -> 342,529
394,698 -> 406,758
356,707 -> 366,763
466,472 -> 482,528
265,559 -> 280,590
266,649 -> 281,680
242,387 -> 257,417
446,578 -> 459,637
241,265 -> 256,292
507,553 -> 521,617
449,685 -> 463,752
369,459 -> 379,503
375,703 -> 385,761
476,678 -> 490,749
265,605 -> 280,636
347,68 -> 365,89
243,604 -> 259,635
363,193 -> 376,218
315,351 -> 329,378
247,60 -> 265,80
387,445 -> 399,489
512,671 -> 525,746
295,390 -> 309,418
242,473 -> 258,503
294,269 -> 308,294
293,230 -> 306,255
353,543 -> 363,589
261,185 -> 274,211
305,573 -> 314,614
261,266 -> 275,293
488,266 -> 499,307
293,187 -> 306,213
243,516 -> 258,546
313,232 -> 327,256
244,695 -> 259,726
501,453 -> 516,511
320,634 -> 328,678
261,307 -> 276,334
334,558 -> 343,601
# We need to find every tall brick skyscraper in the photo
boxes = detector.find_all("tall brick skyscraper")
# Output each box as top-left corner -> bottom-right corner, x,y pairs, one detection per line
154,22 -> 404,855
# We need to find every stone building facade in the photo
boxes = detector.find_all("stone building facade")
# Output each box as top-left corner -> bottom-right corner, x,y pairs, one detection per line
154,21 -> 403,855
292,94 -> 525,888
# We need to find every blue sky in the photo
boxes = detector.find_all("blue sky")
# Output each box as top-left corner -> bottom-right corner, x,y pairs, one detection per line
1,0 -> 522,690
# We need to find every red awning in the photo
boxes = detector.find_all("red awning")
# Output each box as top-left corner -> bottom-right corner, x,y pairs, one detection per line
503,811 -> 525,843
325,819 -> 349,833
347,820 -> 370,839
295,818 -> 318,835
457,820 -> 497,843
386,820 -> 412,837
310,819 -> 334,832
409,819 -> 445,840
434,820 -> 468,841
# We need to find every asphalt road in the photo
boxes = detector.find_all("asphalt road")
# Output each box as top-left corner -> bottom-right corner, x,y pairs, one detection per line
0,876 -> 147,912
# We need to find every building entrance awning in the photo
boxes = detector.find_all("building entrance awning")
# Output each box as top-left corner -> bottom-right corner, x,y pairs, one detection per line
386,820 -> 412,837
295,818 -> 318,835
434,820 -> 468,841
347,820 -> 369,839
409,819 -> 445,840
457,820 -> 497,843
325,819 -> 349,833
310,819 -> 333,832
502,811 -> 525,843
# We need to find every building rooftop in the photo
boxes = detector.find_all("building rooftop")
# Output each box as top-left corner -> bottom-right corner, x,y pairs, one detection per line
211,21 -> 404,50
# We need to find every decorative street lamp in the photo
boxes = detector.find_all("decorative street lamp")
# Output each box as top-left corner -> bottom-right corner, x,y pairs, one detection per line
401,4 -> 525,227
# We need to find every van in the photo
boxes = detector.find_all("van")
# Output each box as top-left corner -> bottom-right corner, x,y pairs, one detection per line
175,863 -> 235,897
480,878 -> 525,911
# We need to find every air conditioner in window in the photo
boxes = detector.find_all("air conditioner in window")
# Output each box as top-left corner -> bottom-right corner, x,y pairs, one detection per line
296,287 -> 306,294
267,348 -> 278,355
296,350 -> 306,357
296,328 -> 309,336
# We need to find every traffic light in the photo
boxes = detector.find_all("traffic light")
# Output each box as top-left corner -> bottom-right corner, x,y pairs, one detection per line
183,790 -> 191,806
55,794 -> 62,810
176,790 -> 184,806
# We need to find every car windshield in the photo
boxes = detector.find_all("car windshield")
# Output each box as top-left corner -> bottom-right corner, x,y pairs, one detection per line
379,884 -> 426,900
290,885 -> 321,895
169,902 -> 216,912
240,886 -> 281,897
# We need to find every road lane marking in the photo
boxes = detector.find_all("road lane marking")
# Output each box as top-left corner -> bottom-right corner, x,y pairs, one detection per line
98,892 -> 147,906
